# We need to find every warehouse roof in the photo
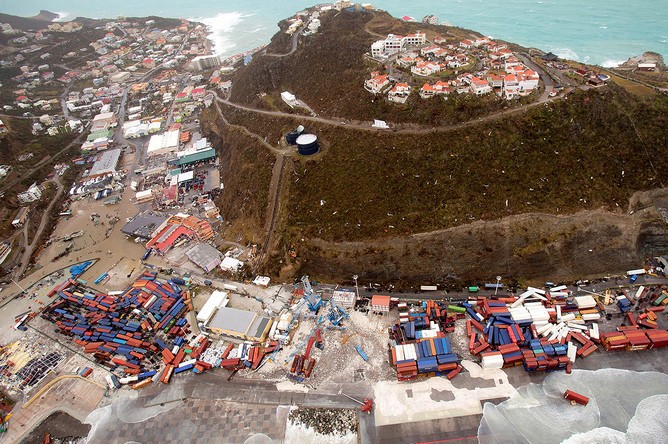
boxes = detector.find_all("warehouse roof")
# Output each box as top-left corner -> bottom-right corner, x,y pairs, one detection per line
169,147 -> 216,167
371,294 -> 391,308
88,148 -> 121,177
120,211 -> 168,239
185,242 -> 222,272
208,307 -> 271,340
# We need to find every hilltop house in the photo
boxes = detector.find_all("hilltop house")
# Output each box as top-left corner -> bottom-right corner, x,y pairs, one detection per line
364,73 -> 390,94
388,83 -> 411,103
470,77 -> 492,95
371,32 -> 426,58
420,81 -> 450,98
411,61 -> 442,76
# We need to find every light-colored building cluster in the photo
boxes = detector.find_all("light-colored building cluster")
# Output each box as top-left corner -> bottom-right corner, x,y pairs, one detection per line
367,31 -> 542,103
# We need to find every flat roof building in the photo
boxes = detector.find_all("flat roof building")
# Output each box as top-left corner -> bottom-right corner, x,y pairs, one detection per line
121,211 -> 168,239
207,307 -> 273,342
147,130 -> 180,157
186,242 -> 222,272
87,148 -> 121,178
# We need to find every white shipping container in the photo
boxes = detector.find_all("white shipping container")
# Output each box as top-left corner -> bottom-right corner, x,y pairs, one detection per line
626,268 -> 646,276
395,345 -> 405,362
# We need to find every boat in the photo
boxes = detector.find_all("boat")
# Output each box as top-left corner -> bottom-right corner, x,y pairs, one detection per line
62,230 -> 84,241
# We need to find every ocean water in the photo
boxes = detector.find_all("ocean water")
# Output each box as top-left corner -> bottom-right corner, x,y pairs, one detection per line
1,1 -> 666,67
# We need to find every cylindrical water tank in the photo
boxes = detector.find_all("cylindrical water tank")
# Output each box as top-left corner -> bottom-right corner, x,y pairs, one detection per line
296,134 -> 318,155
285,131 -> 300,145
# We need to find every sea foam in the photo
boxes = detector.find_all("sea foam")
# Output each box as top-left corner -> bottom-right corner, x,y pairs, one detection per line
191,12 -> 247,56
52,11 -> 71,22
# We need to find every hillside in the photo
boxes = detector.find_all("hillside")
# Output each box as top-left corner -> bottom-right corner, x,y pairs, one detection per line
209,9 -> 668,284
230,10 -> 518,125
0,12 -> 59,31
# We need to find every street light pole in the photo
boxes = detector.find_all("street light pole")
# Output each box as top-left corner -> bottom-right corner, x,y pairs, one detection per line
352,275 -> 359,299
11,278 -> 26,294
495,276 -> 502,296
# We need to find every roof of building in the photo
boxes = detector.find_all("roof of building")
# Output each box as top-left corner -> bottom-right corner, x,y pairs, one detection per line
146,224 -> 193,253
177,170 -> 194,183
186,242 -> 222,272
88,148 -> 121,177
93,112 -> 115,122
208,306 -> 271,340
170,147 -> 216,167
371,294 -> 391,307
120,211 -> 168,239
147,130 -> 180,155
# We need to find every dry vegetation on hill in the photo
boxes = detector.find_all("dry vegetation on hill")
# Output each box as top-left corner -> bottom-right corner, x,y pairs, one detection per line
230,10 -> 516,125
209,9 -> 668,282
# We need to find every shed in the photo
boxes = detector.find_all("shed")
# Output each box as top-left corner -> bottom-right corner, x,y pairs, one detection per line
371,295 -> 391,313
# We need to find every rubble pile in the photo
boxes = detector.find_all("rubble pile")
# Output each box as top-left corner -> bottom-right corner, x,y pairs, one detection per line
289,407 -> 357,436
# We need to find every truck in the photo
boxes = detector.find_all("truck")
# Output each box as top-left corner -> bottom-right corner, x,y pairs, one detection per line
130,181 -> 138,191
467,286 -> 479,293
420,285 -> 438,291
105,374 -> 121,390
171,277 -> 186,286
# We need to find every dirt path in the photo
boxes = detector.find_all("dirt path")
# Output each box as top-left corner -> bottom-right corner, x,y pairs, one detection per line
14,175 -> 64,279
215,88 -> 569,134
263,153 -> 286,252
211,94 -> 290,256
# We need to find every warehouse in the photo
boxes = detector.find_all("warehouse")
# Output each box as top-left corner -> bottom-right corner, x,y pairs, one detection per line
121,212 -> 168,239
168,147 -> 216,168
147,130 -> 180,157
87,148 -> 121,178
185,242 -> 222,272
207,307 -> 273,342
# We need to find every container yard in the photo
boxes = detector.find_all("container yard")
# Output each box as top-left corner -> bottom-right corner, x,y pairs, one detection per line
387,284 -> 668,381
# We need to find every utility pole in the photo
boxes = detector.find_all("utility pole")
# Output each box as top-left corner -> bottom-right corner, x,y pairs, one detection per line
495,276 -> 502,296
353,275 -> 359,299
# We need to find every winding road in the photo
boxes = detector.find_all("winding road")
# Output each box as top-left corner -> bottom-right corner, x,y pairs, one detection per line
14,174 -> 65,280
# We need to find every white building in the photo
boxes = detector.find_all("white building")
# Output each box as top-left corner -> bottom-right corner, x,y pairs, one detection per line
364,73 -> 390,94
371,32 -> 426,58
196,291 -> 229,325
191,54 -> 222,71
147,130 -> 180,157
17,183 -> 43,203
388,83 -> 411,103
281,91 -> 298,108
470,77 -> 492,95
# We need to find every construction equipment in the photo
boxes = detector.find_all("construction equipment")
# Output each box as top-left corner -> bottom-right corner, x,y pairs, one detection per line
339,390 -> 373,414
301,276 -> 323,311
0,412 -> 12,433
328,301 -> 349,326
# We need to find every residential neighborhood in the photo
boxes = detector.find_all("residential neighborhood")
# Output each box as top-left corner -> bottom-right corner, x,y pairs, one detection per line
367,30 -> 543,102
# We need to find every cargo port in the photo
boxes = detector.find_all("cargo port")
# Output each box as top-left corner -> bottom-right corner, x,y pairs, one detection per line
0,2 -> 666,443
